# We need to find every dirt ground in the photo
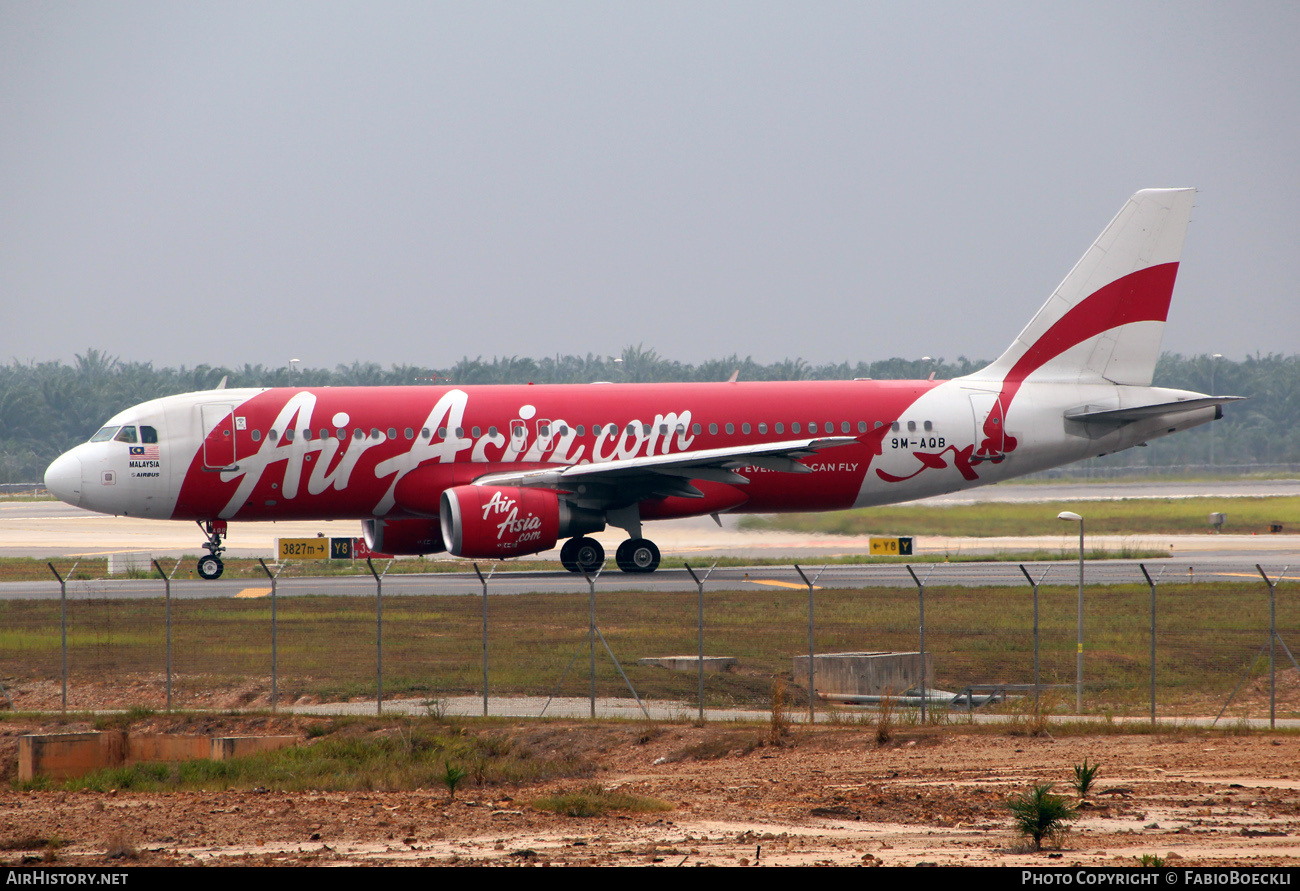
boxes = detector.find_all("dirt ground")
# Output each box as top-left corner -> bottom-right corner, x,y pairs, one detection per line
2,710 -> 1300,868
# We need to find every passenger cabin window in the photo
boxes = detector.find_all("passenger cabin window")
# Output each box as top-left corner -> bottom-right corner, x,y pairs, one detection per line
90,426 -> 120,443
907,421 -> 916,432
791,422 -> 800,433
742,423 -> 751,434
891,422 -> 900,432
709,423 -> 718,435
692,423 -> 701,435
114,427 -> 138,444
725,423 -> 735,434
759,423 -> 767,434
858,421 -> 868,433
775,423 -> 784,434
251,430 -> 262,442
923,420 -> 933,431
808,422 -> 817,434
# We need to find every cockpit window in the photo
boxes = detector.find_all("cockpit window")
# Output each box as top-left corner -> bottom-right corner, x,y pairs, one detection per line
113,427 -> 138,444
140,426 -> 158,444
89,426 -> 120,443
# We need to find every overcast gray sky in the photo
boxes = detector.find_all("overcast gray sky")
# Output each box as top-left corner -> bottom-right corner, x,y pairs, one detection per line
3,2 -> 1296,371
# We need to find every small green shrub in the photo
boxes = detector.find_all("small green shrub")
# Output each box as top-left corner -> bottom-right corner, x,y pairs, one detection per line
1073,758 -> 1101,798
532,784 -> 671,817
876,693 -> 895,746
441,762 -> 468,801
1007,783 -> 1079,851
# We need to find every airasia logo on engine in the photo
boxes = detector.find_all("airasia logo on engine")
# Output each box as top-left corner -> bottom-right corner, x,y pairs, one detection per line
480,490 -> 543,544
443,485 -> 560,558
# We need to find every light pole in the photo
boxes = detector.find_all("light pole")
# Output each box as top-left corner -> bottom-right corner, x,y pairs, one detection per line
1058,511 -> 1084,713
1209,354 -> 1222,465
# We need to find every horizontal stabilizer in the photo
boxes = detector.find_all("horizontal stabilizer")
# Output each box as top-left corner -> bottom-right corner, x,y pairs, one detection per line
1065,396 -> 1244,424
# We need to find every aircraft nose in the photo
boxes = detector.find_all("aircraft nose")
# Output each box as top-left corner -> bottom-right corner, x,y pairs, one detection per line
44,451 -> 84,507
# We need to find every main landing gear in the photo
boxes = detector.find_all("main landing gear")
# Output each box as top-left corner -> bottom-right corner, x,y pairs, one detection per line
559,536 -> 605,574
558,536 -> 661,574
196,519 -> 227,580
616,538 -> 660,574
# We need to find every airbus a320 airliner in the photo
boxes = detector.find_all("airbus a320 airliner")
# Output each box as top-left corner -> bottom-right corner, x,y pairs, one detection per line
44,189 -> 1237,579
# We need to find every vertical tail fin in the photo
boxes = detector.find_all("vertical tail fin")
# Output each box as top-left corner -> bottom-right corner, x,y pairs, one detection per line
975,188 -> 1196,387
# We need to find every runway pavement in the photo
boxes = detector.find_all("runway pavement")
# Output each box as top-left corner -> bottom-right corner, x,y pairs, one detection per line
2,479 -> 1296,599
4,555 -> 1295,601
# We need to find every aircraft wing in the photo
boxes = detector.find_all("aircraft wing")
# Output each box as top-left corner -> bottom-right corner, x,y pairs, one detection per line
471,436 -> 859,500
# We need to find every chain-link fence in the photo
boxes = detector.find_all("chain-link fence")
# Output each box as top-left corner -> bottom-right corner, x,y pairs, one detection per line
2,559 -> 1295,724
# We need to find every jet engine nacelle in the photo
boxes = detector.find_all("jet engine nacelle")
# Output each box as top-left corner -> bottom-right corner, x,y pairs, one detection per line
363,518 -> 446,556
440,485 -> 558,558
440,485 -> 603,559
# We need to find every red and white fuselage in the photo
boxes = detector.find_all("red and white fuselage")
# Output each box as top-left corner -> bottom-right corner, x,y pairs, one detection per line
44,189 -> 1235,574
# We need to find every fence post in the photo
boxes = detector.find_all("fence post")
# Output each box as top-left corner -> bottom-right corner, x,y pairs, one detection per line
1256,564 -> 1288,730
793,565 -> 828,724
580,564 -> 602,718
1139,564 -> 1164,727
256,558 -> 280,712
48,562 -> 71,713
1019,564 -> 1050,710
366,558 -> 393,716
473,563 -> 496,718
905,565 -> 933,723
153,560 -> 173,712
684,562 -> 717,724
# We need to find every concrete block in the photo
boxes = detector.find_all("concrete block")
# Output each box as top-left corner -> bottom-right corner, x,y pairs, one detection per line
210,736 -> 298,760
18,731 -> 299,780
128,734 -> 210,764
793,651 -> 933,696
18,731 -> 126,782
637,656 -> 738,673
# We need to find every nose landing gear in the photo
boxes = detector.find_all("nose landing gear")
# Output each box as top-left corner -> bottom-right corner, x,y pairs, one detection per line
196,519 -> 227,580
